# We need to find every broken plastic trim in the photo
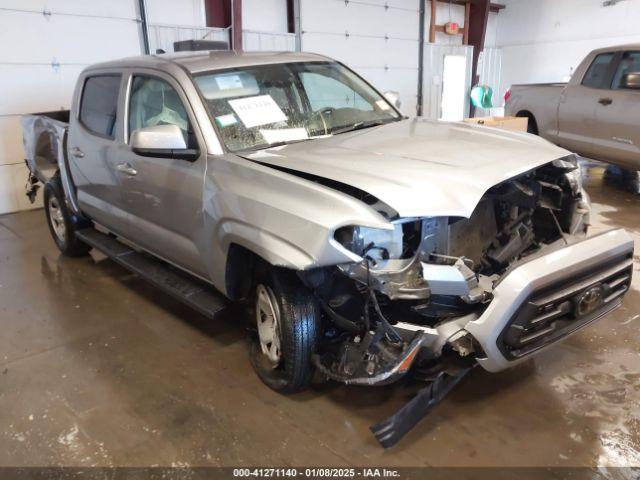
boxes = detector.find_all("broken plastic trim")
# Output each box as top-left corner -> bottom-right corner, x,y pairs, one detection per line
370,366 -> 474,448
313,330 -> 428,386
25,166 -> 40,204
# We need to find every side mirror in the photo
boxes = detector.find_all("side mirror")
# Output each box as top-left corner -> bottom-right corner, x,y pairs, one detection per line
620,72 -> 640,90
130,124 -> 199,161
383,91 -> 402,109
621,72 -> 640,90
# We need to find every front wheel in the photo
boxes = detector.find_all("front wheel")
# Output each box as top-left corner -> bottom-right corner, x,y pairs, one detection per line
249,268 -> 320,394
43,175 -> 91,257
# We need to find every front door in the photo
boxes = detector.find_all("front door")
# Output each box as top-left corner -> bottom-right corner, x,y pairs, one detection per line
117,72 -> 208,278
591,51 -> 640,170
557,51 -> 617,156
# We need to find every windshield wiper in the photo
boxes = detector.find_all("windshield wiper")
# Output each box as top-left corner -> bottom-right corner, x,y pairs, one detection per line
330,118 -> 396,136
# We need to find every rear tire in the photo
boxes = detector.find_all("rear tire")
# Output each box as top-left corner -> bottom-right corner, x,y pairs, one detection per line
517,111 -> 539,135
44,175 -> 91,257
249,267 -> 320,394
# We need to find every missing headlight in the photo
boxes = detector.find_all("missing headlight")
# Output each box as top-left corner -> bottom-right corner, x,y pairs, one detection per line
334,219 -> 422,263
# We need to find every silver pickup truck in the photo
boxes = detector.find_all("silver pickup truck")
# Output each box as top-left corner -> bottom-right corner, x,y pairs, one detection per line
22,51 -> 634,447
505,43 -> 640,172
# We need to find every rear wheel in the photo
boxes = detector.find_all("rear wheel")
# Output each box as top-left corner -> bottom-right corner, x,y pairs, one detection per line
249,268 -> 320,394
517,111 -> 538,135
44,175 -> 91,257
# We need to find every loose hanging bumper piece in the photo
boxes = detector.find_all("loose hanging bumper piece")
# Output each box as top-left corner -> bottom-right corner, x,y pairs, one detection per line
370,366 -> 474,448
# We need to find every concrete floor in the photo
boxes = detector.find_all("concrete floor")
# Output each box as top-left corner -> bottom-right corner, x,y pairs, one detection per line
0,164 -> 638,468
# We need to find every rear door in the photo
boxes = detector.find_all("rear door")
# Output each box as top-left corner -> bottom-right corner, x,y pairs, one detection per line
591,51 -> 640,169
557,52 -> 618,156
67,72 -> 129,236
117,70 -> 208,277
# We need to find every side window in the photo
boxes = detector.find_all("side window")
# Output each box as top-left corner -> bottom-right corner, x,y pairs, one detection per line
79,75 -> 121,138
612,51 -> 640,89
581,53 -> 615,89
300,72 -> 371,111
128,76 -> 196,148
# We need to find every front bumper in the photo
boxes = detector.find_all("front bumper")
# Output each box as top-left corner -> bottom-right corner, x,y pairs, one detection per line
465,228 -> 634,372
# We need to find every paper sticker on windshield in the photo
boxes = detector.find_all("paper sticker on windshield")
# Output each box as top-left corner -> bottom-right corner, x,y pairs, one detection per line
260,128 -> 308,144
215,113 -> 238,128
215,74 -> 243,91
228,95 -> 287,128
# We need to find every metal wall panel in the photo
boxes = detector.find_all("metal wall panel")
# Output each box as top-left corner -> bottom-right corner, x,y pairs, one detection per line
302,0 -> 418,38
421,43 -> 473,120
300,0 -> 420,116
0,65 -> 86,116
0,162 -> 43,214
146,0 -> 205,26
0,117 -> 23,167
0,0 -> 137,19
243,0 -> 288,32
477,47 -> 503,116
242,30 -> 296,52
0,2 -> 140,214
0,10 -> 140,65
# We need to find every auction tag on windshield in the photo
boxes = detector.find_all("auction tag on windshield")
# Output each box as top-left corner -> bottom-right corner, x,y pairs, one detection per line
215,113 -> 238,128
229,95 -> 287,128
260,128 -> 308,144
215,74 -> 243,90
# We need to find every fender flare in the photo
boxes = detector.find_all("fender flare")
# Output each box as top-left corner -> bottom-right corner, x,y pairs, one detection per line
55,128 -> 82,216
220,219 -> 316,271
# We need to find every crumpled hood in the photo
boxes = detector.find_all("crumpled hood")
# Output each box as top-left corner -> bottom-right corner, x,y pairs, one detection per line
244,118 -> 571,218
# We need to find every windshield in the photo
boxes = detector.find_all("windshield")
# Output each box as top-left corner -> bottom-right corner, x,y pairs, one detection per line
194,61 -> 401,152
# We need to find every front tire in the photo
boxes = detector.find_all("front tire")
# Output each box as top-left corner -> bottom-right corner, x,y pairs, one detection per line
44,175 -> 91,257
249,268 -> 320,394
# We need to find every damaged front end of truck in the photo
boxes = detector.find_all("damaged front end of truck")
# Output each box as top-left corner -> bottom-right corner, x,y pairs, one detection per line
294,156 -> 633,447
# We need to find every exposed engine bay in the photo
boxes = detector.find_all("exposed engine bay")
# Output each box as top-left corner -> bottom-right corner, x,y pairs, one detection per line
299,156 -> 590,387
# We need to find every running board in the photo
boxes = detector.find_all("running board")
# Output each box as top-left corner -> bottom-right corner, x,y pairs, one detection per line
76,228 -> 227,319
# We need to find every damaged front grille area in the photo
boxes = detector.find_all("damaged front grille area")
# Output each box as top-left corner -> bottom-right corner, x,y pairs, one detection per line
497,252 -> 633,359
303,158 -> 613,448
449,160 -> 590,276
305,158 -> 591,387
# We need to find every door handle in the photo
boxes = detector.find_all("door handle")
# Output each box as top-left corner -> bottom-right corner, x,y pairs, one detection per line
598,97 -> 613,106
116,163 -> 137,176
70,147 -> 84,158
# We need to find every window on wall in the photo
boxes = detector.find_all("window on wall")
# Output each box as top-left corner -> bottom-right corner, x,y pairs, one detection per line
581,53 -> 615,89
612,51 -> 640,89
79,75 -> 121,138
128,76 -> 196,148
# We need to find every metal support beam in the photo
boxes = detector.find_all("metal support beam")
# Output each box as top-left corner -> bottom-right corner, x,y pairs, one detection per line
204,0 -> 232,28
467,0 -> 490,116
468,0 -> 490,86
428,0 -> 436,43
136,0 -> 150,55
287,0 -> 294,33
417,0 -> 426,116
231,0 -> 242,51
292,0 -> 302,51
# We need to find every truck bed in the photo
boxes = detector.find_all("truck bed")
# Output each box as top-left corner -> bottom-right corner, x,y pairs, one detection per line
505,83 -> 567,137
